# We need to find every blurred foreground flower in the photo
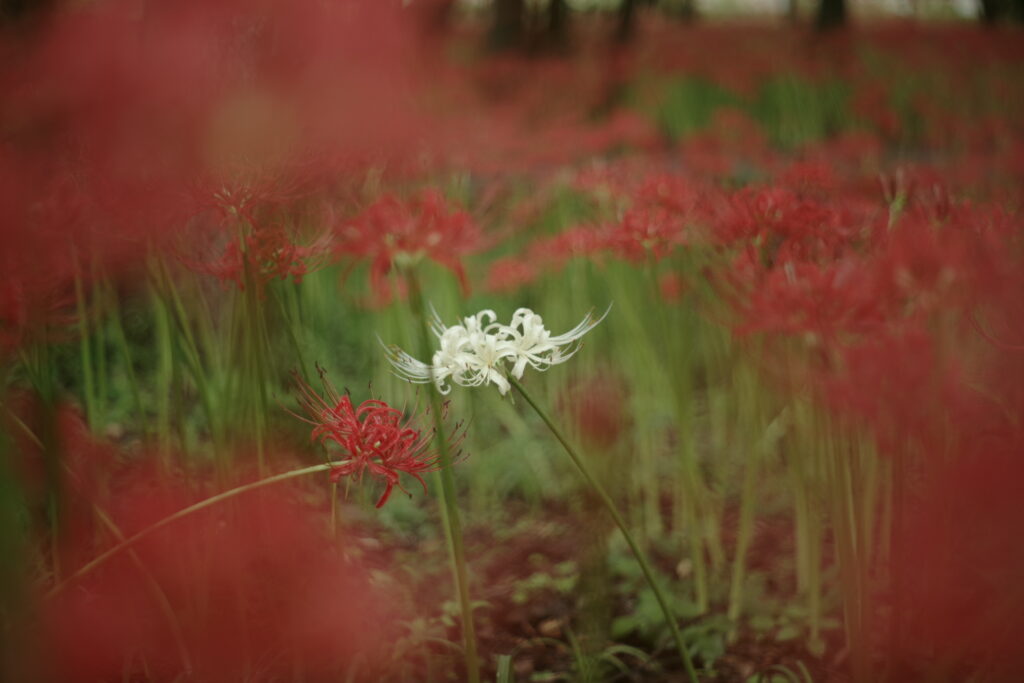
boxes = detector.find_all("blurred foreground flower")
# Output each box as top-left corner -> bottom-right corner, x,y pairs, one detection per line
293,371 -> 463,507
42,469 -> 394,682
383,306 -> 609,395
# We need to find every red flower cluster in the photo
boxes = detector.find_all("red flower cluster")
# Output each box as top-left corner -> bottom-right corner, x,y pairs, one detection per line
336,189 -> 481,303
294,372 -> 461,508
0,0 -> 435,335
189,224 -> 327,292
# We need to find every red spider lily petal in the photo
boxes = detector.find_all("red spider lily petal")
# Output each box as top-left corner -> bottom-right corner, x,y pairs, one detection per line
293,371 -> 460,508
335,189 -> 481,303
605,206 -> 688,262
736,259 -> 890,340
182,217 -> 329,293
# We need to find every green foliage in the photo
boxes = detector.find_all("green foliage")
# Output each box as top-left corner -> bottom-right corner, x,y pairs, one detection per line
651,77 -> 739,141
751,76 -> 852,149
743,570 -> 842,658
440,599 -> 492,629
644,73 -> 855,149
511,559 -> 579,606
747,662 -> 815,683
495,654 -> 513,683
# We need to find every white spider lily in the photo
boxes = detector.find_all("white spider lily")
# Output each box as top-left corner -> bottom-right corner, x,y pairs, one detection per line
382,306 -> 609,395
505,307 -> 609,380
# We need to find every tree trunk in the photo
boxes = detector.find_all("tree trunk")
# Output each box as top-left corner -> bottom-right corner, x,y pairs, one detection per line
678,0 -> 698,22
615,0 -> 636,44
491,0 -> 525,51
816,0 -> 845,30
979,0 -> 1004,23
1,0 -> 52,25
548,0 -> 569,49
978,0 -> 1024,22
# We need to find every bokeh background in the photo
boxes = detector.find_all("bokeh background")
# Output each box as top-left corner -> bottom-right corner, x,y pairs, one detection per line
0,1 -> 1022,681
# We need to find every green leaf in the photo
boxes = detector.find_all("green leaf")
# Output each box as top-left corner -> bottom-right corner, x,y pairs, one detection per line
776,624 -> 801,642
496,654 -> 513,683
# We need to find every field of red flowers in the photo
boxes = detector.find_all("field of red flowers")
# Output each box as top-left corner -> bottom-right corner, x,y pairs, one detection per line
1,2 -> 1023,681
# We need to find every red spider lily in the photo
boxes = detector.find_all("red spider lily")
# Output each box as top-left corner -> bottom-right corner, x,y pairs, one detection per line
0,0 -> 429,295
486,256 -> 538,294
605,201 -> 697,262
736,259 -> 890,341
715,186 -> 861,263
658,272 -> 687,303
335,189 -> 480,304
179,170 -> 332,292
526,225 -> 607,272
186,222 -> 329,293
293,371 -> 462,508
188,167 -> 323,229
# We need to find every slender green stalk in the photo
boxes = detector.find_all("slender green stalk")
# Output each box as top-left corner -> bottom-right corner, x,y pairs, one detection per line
642,258 -> 717,612
825,428 -> 870,683
240,249 -> 271,475
790,395 -> 825,655
149,259 -> 224,455
509,376 -> 699,682
274,282 -> 311,381
91,263 -> 109,433
726,442 -> 758,642
20,342 -> 64,582
890,443 -> 906,674
151,286 -> 175,462
403,270 -> 480,683
73,264 -> 98,432
46,462 -> 338,599
106,280 -> 146,441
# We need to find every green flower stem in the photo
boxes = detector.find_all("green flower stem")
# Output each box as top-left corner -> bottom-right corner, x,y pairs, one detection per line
106,279 -> 146,443
726,445 -> 758,643
890,444 -> 906,670
92,262 -> 109,434
273,283 -> 312,382
46,462 -> 339,600
149,259 -> 224,457
404,270 -> 481,683
509,376 -> 700,683
19,342 -> 64,581
73,262 -> 98,432
825,430 -> 870,683
239,240 -> 272,476
151,285 -> 176,462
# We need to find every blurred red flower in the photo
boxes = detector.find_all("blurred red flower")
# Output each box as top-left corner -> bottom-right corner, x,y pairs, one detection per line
41,468 -> 395,682
294,372 -> 463,508
187,222 -> 328,293
336,189 -> 481,304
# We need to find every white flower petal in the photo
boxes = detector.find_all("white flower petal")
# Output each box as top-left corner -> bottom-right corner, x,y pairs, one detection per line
381,304 -> 609,395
